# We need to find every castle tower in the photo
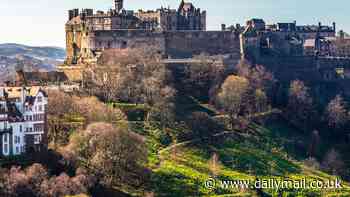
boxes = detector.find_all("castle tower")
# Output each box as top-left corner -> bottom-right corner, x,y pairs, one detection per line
114,0 -> 123,12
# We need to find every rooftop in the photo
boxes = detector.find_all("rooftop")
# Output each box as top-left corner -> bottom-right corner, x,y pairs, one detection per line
1,86 -> 42,99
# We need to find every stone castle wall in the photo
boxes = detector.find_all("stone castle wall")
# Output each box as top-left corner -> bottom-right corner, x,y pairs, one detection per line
255,56 -> 350,83
88,30 -> 166,52
255,56 -> 321,82
164,31 -> 240,58
65,25 -> 83,64
75,30 -> 241,60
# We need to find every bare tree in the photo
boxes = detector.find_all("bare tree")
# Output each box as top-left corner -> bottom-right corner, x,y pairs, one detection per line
26,164 -> 48,195
47,91 -> 126,147
85,47 -> 168,103
73,96 -> 126,124
287,80 -> 315,129
308,130 -> 321,157
217,75 -> 249,129
185,54 -> 226,101
0,164 -> 91,197
68,123 -> 148,188
47,90 -> 76,148
236,60 -> 274,91
184,111 -> 223,141
209,152 -> 221,177
325,95 -> 348,129
322,149 -> 345,176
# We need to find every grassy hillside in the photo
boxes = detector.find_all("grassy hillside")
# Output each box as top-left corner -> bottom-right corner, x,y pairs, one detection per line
106,94 -> 350,197
146,122 -> 350,196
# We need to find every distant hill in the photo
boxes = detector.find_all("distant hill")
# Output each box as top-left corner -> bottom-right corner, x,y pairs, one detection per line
0,43 -> 65,61
0,43 -> 66,83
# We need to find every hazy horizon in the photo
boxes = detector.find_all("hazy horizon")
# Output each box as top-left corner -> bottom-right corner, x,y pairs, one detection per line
0,0 -> 349,48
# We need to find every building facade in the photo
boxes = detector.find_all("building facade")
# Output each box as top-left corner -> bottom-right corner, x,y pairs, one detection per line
239,19 -> 337,60
0,87 -> 48,157
65,0 -> 207,65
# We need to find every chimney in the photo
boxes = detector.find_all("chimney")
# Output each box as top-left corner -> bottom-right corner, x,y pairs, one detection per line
221,24 -> 226,31
114,0 -> 123,13
68,10 -> 74,20
236,23 -> 241,30
21,87 -> 26,104
340,30 -> 345,40
83,9 -> 93,16
73,8 -> 79,17
333,22 -> 336,32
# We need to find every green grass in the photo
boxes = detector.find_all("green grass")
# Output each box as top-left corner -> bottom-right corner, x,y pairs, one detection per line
107,100 -> 350,196
149,122 -> 350,197
175,95 -> 216,118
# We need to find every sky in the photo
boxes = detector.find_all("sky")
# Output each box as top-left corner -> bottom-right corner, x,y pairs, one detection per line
0,0 -> 349,48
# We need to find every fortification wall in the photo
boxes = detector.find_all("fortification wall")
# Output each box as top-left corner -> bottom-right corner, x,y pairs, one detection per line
82,30 -> 241,59
89,30 -> 166,53
66,25 -> 84,64
317,58 -> 350,69
256,56 -> 322,82
164,31 -> 240,58
256,56 -> 350,83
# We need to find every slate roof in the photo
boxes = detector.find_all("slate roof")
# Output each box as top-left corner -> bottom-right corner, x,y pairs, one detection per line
2,86 -> 41,99
16,70 -> 68,85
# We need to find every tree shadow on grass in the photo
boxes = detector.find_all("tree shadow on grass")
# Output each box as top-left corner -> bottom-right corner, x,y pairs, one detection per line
217,142 -> 301,177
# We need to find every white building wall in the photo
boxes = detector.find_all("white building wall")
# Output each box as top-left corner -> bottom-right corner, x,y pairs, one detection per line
0,88 -> 48,157
2,133 -> 10,156
0,113 -> 10,156
23,91 -> 47,145
10,122 -> 25,155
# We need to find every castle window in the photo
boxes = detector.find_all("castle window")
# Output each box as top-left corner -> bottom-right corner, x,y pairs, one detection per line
121,41 -> 127,49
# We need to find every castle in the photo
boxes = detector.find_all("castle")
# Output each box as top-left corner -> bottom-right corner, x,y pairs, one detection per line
63,0 -> 238,68
61,0 -> 348,83
0,87 -> 48,157
239,18 -> 337,62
